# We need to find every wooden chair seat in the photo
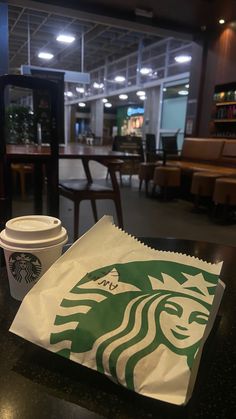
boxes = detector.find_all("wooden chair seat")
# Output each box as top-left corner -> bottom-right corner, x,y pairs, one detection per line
59,159 -> 124,241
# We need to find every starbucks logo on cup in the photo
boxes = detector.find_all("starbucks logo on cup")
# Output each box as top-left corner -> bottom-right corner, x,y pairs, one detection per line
9,252 -> 42,284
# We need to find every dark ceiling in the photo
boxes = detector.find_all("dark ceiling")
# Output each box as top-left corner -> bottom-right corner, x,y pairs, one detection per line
35,0 -> 236,35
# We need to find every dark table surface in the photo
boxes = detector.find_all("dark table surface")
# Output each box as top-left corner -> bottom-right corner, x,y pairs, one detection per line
6,143 -> 140,160
0,237 -> 236,419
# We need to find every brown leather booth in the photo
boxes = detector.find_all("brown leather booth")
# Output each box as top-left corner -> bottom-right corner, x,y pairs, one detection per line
168,138 -> 236,176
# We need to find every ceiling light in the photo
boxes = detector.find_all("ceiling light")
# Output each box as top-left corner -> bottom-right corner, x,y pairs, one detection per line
140,67 -> 152,75
119,94 -> 128,100
174,55 -> 192,63
135,8 -> 153,18
185,84 -> 189,88
56,34 -> 75,43
163,87 -> 167,92
178,90 -> 189,96
64,91 -> 73,97
76,87 -> 85,93
93,82 -> 104,89
102,98 -> 108,103
105,102 -> 112,108
219,19 -> 225,25
140,95 -> 146,100
38,52 -> 54,60
114,75 -> 125,83
78,102 -> 86,107
136,90 -> 145,96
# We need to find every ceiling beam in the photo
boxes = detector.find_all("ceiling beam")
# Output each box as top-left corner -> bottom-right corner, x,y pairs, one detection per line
8,0 -> 193,41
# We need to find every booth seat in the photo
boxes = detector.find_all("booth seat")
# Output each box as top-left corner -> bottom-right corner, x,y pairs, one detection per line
167,138 -> 236,176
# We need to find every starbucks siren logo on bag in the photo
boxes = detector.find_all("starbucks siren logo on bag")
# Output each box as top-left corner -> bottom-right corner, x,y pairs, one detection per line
50,259 -> 218,393
9,252 -> 42,284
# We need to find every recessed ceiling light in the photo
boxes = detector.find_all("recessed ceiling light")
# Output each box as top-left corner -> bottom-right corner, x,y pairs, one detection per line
219,19 -> 225,25
56,34 -> 75,43
140,67 -> 152,75
38,52 -> 54,60
64,91 -> 73,97
119,94 -> 128,100
163,87 -> 167,92
174,55 -> 192,63
140,95 -> 146,100
105,102 -> 112,108
114,75 -> 125,83
136,90 -> 145,96
178,90 -> 189,96
102,98 -> 108,103
76,87 -> 85,93
185,84 -> 189,88
78,102 -> 86,107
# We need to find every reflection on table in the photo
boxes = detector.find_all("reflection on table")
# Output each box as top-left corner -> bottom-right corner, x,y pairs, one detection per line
2,144 -> 140,227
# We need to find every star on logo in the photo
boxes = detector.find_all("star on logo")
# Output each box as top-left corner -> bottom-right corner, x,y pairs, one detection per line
181,272 -> 215,296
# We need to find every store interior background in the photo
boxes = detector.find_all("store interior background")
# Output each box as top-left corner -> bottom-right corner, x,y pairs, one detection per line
3,0 -> 236,245
3,1 -> 236,149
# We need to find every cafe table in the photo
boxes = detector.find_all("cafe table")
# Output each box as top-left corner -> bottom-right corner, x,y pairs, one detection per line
3,143 -> 140,225
0,237 -> 235,419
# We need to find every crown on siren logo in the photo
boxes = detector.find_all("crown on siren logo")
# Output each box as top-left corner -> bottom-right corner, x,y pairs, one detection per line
148,272 -> 216,303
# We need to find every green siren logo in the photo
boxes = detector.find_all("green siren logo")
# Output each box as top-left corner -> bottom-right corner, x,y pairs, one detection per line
50,260 -> 218,394
9,252 -> 42,283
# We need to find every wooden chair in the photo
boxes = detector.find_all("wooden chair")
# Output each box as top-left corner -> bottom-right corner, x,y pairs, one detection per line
112,135 -> 144,183
160,134 -> 180,165
11,163 -> 34,200
59,158 -> 124,241
145,133 -> 157,162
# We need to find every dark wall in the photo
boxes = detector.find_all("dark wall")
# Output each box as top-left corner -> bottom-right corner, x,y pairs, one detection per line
187,25 -> 236,137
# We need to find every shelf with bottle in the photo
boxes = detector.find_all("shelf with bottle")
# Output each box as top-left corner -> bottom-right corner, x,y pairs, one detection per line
214,103 -> 236,120
214,119 -> 236,122
213,90 -> 236,102
211,83 -> 236,138
215,101 -> 236,106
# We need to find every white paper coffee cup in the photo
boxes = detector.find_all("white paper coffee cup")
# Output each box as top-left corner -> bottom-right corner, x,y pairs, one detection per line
0,215 -> 68,301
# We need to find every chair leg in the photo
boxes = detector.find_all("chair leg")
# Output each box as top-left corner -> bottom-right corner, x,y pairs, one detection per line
145,180 -> 149,196
74,201 -> 80,242
19,169 -> 26,200
114,197 -> 123,229
139,179 -> 143,191
90,199 -> 98,222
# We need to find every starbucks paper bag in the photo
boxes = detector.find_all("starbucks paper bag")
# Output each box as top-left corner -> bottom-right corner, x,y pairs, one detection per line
10,216 -> 225,406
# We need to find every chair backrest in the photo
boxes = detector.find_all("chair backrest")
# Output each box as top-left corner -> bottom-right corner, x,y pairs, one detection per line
112,135 -> 144,161
161,135 -> 178,155
160,135 -> 179,165
145,133 -> 156,162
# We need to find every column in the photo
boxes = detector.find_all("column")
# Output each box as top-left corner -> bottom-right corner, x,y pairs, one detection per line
185,37 -> 207,137
70,105 -> 76,142
64,105 -> 71,145
143,86 -> 161,146
0,1 -> 9,75
90,99 -> 104,141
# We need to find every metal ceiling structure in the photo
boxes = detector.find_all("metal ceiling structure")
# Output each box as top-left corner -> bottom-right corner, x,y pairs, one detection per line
6,1 -> 192,108
8,3 -> 163,74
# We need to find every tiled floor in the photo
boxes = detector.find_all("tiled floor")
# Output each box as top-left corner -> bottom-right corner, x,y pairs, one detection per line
12,158 -> 236,247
